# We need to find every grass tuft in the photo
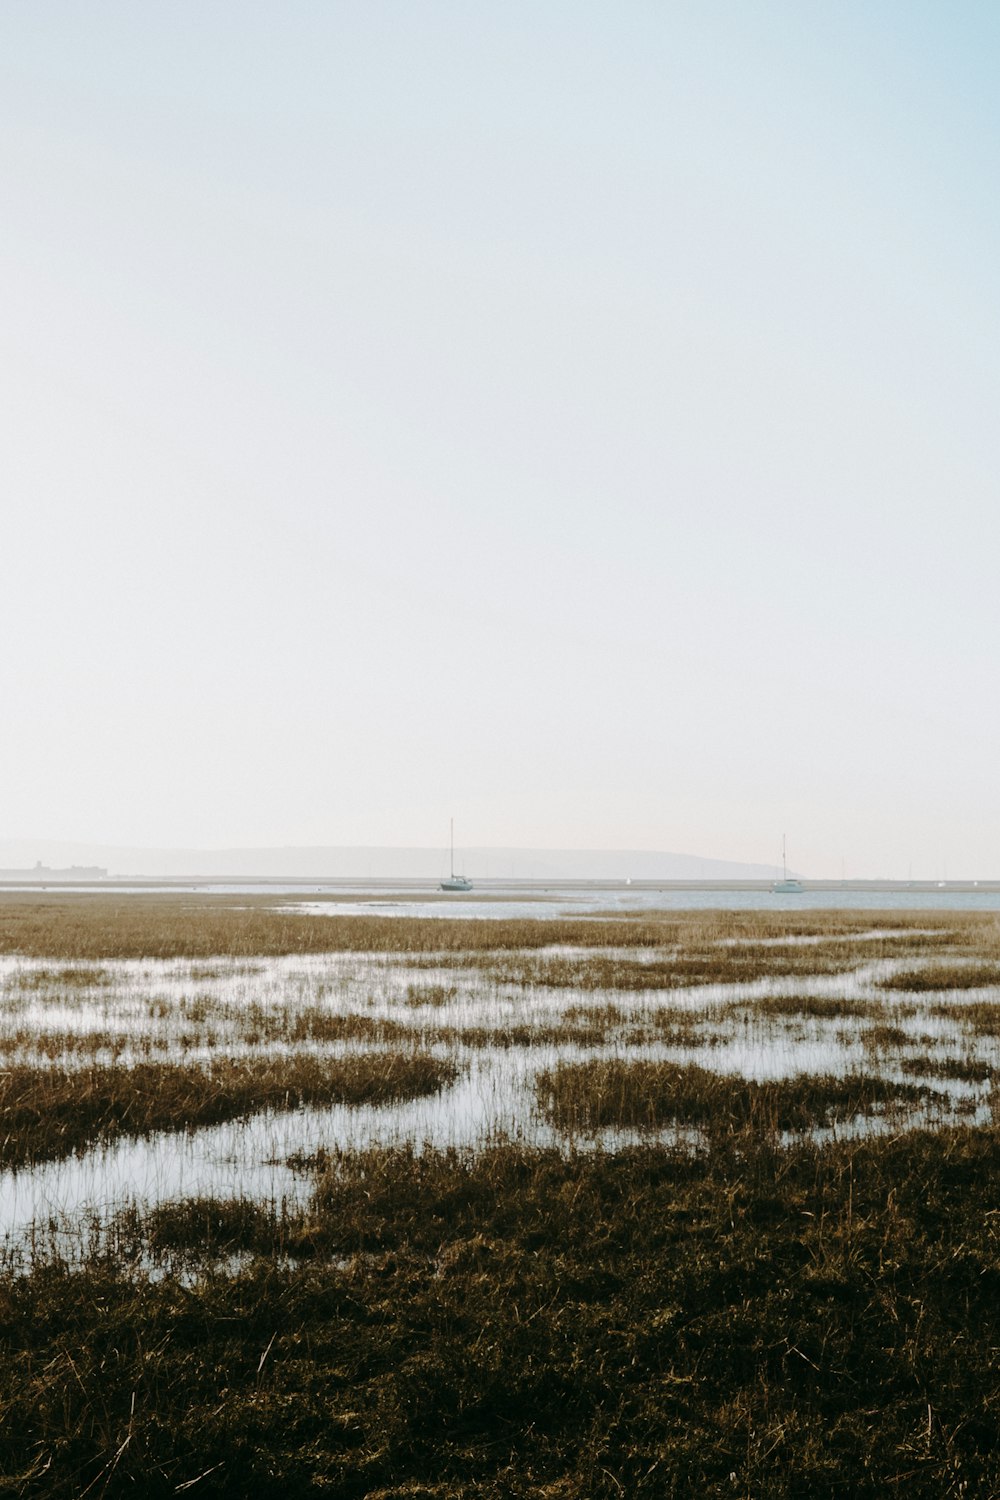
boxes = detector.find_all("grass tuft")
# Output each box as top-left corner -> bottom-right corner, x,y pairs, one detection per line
0,1051 -> 457,1167
537,1059 -> 941,1133
880,963 -> 1000,992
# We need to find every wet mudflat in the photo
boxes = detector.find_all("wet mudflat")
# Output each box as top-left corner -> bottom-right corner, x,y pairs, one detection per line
3,893 -> 1000,1495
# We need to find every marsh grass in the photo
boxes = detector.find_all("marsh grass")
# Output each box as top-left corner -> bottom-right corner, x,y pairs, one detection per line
930,1000 -> 1000,1035
537,1059 -> 941,1133
12,964 -> 114,989
139,1196 -> 286,1260
430,1021 -> 613,1048
0,1051 -> 457,1167
0,1029 -> 178,1066
0,896 -> 679,958
751,993 -> 885,1020
459,931 -> 967,988
474,948 -> 861,991
861,1023 -> 913,1053
4,896 -> 1000,1492
404,982 -> 458,1007
0,1028 -> 138,1056
237,1006 -> 414,1046
899,1055 -> 993,1083
0,893 -> 987,961
880,963 -> 1000,991
5,1133 -> 1000,1495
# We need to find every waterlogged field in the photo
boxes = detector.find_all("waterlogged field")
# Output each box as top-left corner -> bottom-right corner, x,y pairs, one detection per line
4,894 -> 1000,1495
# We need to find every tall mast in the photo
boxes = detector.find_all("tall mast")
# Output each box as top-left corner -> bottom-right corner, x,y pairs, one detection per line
450,817 -> 455,878
782,834 -> 787,883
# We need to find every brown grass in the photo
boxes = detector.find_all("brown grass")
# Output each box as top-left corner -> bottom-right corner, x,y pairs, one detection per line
880,963 -> 1000,992
404,982 -> 458,1007
899,1055 -> 993,1083
929,1000 -> 1000,1035
0,892 -> 991,962
537,1059 -> 942,1132
12,965 -> 114,989
751,993 -> 886,1020
861,1023 -> 913,1052
0,1051 -> 457,1167
8,1132 -> 1000,1494
475,949 -> 860,991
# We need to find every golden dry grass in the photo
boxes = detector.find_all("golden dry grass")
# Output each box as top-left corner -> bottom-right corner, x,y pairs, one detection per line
0,891 -> 989,961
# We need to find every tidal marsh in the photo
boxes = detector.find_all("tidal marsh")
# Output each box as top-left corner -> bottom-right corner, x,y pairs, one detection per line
2,894 -> 1000,1494
2,904 -> 999,1183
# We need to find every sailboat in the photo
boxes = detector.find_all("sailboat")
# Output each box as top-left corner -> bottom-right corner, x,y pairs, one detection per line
440,819 -> 473,892
772,835 -> 804,894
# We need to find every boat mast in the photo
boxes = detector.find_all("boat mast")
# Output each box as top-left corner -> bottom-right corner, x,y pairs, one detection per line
782,834 -> 787,883
450,817 -> 455,879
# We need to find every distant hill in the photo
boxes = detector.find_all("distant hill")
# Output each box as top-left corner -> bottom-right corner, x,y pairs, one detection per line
0,840 -> 787,882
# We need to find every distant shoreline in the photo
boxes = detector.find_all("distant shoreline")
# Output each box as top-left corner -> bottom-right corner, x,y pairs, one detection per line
1,876 -> 998,893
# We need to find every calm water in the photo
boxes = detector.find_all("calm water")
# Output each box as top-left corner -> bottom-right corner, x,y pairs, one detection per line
5,879 -> 1000,917
286,882 -> 1000,919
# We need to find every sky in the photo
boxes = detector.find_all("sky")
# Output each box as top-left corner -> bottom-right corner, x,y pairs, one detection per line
2,2 -> 999,877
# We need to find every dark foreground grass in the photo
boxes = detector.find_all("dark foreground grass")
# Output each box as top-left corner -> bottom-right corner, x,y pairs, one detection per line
4,1132 -> 1000,1496
537,1059 -> 942,1132
0,1052 -> 457,1168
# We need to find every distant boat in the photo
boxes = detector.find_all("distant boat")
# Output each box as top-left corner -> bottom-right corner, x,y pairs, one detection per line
440,819 -> 473,892
772,835 -> 804,894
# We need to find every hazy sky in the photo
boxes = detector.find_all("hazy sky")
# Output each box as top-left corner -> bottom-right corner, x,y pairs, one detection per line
3,2 -> 999,876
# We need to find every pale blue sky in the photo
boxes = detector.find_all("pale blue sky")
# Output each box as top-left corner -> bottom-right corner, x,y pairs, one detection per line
3,3 -> 999,875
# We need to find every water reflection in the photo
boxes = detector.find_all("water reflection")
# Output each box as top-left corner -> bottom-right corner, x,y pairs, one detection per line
0,940 -> 997,1261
